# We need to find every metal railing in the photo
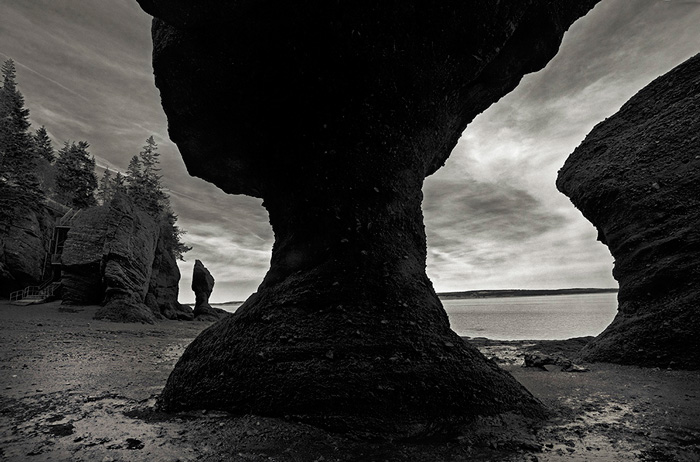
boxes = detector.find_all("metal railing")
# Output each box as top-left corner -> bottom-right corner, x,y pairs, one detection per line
9,280 -> 60,303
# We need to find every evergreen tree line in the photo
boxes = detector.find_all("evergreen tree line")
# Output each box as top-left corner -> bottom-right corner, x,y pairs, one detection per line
0,59 -> 190,260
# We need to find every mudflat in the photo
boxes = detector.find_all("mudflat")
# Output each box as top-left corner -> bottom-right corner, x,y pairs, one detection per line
1,301 -> 698,461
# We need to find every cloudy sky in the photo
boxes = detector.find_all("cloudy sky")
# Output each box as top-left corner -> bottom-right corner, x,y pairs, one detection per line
1,1 -> 699,303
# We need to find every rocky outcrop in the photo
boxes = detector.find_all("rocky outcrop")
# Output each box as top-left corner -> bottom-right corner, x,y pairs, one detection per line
557,54 -> 700,369
61,194 -> 190,323
61,194 -> 158,323
523,354 -> 589,372
146,225 -> 194,321
191,259 -> 225,320
139,0 -> 600,436
0,207 -> 54,295
192,259 -> 214,307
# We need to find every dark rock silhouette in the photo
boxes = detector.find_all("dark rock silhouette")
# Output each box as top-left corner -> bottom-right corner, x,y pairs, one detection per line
0,208 -> 54,295
61,193 -> 191,323
557,53 -> 700,369
191,259 -> 226,320
139,1 -> 600,436
191,259 -> 214,307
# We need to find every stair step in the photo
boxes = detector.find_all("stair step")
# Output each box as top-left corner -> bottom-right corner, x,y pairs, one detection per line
11,299 -> 38,306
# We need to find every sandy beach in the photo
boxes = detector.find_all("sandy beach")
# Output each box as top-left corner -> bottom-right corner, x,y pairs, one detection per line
1,300 -> 699,461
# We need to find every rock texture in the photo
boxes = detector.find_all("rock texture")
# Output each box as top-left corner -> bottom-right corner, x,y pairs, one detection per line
0,208 -> 54,295
192,259 -> 214,307
139,0 -> 600,436
146,225 -> 194,321
557,53 -> 700,369
60,194 -> 188,323
191,259 -> 225,320
62,194 -> 158,322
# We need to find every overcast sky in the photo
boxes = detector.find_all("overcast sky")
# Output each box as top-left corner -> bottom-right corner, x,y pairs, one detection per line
1,1 -> 699,303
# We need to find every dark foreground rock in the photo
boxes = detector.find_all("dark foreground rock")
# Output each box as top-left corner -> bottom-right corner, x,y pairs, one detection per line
139,0 -> 599,436
557,53 -> 700,369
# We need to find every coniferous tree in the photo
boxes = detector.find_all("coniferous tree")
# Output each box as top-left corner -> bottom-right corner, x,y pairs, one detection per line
112,171 -> 127,196
0,59 -> 30,147
125,154 -> 144,201
33,126 -> 55,162
54,141 -> 97,209
126,136 -> 167,216
97,168 -> 113,205
125,136 -> 190,260
0,59 -> 42,222
162,206 -> 192,261
31,126 -> 56,195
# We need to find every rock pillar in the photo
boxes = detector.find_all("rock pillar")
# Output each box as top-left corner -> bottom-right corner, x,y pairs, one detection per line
557,53 -> 700,369
138,0 -> 600,436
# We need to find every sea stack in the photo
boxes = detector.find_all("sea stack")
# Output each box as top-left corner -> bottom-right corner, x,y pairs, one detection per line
191,259 -> 225,320
192,259 -> 214,309
557,53 -> 700,369
138,0 -> 600,436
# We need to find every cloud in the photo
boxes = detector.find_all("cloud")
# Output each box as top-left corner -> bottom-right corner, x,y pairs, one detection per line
423,178 -> 564,247
422,177 -> 606,291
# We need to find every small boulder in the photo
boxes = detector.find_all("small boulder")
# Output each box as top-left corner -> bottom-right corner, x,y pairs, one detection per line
523,354 -> 589,372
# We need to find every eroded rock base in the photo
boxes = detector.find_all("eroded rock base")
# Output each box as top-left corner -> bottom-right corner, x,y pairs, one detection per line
160,283 -> 545,438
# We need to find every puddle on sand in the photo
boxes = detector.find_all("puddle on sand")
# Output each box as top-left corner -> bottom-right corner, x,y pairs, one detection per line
537,397 -> 642,461
0,391 -> 198,462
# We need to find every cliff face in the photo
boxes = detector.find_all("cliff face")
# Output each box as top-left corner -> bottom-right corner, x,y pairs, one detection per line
0,207 -> 54,295
61,194 -> 190,323
146,225 -> 193,321
60,205 -> 109,305
557,53 -> 700,369
139,0 -> 600,436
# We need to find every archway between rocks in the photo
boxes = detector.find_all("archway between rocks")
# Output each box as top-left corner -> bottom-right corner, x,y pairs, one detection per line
136,1 -> 601,437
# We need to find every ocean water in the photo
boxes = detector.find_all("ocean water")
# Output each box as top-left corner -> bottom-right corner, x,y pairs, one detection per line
443,293 -> 618,340
216,292 -> 618,341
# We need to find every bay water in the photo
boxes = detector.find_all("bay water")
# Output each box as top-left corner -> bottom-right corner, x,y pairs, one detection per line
444,292 -> 618,340
216,292 -> 618,341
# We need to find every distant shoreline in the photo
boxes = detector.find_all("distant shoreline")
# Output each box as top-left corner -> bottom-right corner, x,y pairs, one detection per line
438,288 -> 618,299
210,287 -> 618,305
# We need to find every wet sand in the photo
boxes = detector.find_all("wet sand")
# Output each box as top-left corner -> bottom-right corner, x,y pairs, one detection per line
1,300 -> 698,461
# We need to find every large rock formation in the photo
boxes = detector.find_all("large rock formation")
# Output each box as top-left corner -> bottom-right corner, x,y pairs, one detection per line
192,259 -> 214,308
146,223 -> 194,321
191,259 -> 226,320
139,0 -> 600,436
557,53 -> 700,369
62,194 -> 159,322
0,207 -> 54,295
61,193 -> 191,323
